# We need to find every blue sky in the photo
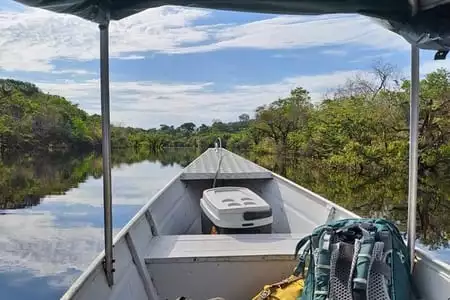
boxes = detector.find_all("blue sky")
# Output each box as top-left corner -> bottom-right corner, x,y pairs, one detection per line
0,1 -> 449,128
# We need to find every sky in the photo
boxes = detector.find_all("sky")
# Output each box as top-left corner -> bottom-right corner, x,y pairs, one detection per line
1,1 -> 450,129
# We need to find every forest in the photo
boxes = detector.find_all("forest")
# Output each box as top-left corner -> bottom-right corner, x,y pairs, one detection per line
0,63 -> 449,248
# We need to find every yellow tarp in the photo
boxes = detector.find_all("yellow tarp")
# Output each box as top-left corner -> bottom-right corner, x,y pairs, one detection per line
252,275 -> 304,300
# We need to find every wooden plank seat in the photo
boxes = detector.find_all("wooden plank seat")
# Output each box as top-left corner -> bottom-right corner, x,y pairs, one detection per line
145,234 -> 305,300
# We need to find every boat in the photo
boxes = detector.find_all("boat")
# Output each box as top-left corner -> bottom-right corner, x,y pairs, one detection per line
10,0 -> 450,299
58,146 -> 450,300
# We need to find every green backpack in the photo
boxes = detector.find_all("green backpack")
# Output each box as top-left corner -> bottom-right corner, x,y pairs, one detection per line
293,218 -> 421,300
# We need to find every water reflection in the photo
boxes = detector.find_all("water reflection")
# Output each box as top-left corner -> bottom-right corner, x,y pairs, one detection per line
0,148 -> 198,300
0,148 -> 200,210
247,152 -> 450,260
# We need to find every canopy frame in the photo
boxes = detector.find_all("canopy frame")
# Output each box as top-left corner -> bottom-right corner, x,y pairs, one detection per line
99,18 -> 114,286
407,44 -> 419,272
407,0 -> 420,273
94,13 -> 421,285
9,0 -> 423,286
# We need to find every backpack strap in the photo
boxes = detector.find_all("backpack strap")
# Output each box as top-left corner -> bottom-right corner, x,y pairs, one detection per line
294,236 -> 311,277
313,228 -> 334,300
295,235 -> 311,259
365,241 -> 391,300
294,229 -> 324,277
329,242 -> 355,300
352,226 -> 376,293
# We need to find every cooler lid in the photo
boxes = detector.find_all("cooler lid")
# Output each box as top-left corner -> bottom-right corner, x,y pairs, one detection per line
202,186 -> 269,213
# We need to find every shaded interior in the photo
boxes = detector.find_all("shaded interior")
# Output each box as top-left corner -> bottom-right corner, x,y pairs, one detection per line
142,175 -> 338,299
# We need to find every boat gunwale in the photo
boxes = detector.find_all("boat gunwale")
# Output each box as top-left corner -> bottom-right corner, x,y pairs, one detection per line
61,149 -> 450,299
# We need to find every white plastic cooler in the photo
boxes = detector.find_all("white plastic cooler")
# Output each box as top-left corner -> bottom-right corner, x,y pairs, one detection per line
200,186 -> 273,234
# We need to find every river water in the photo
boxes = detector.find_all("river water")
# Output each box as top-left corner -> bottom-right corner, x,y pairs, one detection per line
0,150 -> 189,300
0,149 -> 448,299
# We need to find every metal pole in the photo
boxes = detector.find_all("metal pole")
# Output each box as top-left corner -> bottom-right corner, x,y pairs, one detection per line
407,45 -> 420,273
99,21 -> 114,286
408,0 -> 419,15
213,137 -> 223,188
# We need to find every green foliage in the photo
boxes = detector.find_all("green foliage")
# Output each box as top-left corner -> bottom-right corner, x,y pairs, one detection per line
245,69 -> 450,250
0,80 -> 100,154
253,87 -> 312,152
227,131 -> 253,151
0,153 -> 102,209
0,79 -> 160,155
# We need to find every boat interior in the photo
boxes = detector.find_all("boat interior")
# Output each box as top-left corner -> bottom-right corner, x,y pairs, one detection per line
63,149 -> 450,300
144,148 -> 344,299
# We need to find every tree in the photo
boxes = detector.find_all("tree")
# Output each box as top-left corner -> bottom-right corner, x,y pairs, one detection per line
254,88 -> 312,150
239,113 -> 250,123
198,124 -> 209,133
333,60 -> 400,100
211,120 -> 229,132
179,122 -> 196,134
160,124 -> 170,132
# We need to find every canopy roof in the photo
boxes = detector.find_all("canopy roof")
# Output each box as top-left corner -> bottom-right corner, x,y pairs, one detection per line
15,0 -> 413,22
13,0 -> 450,51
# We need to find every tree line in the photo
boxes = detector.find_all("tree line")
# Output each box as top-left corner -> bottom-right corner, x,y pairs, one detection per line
3,67 -> 450,196
0,78 -> 249,156
0,79 -> 165,156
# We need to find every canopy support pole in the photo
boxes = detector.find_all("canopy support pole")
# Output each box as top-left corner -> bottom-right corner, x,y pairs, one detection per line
99,21 -> 114,287
407,45 -> 420,273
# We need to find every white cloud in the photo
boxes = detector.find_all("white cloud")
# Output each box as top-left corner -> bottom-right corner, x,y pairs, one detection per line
42,161 -> 182,207
172,15 -> 408,54
322,49 -> 347,56
52,69 -> 96,75
0,212 -> 106,278
34,69 -> 361,128
0,4 -> 409,72
0,5 -> 210,72
235,69 -> 360,98
420,59 -> 450,75
396,55 -> 450,80
116,55 -> 146,60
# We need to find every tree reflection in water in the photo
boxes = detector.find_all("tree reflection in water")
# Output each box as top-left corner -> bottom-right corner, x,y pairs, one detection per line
0,148 -> 199,210
1,148 -> 448,250
249,151 -> 449,251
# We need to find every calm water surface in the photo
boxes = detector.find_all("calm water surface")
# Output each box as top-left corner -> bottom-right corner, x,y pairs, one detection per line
0,149 -> 448,299
0,150 -> 193,300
